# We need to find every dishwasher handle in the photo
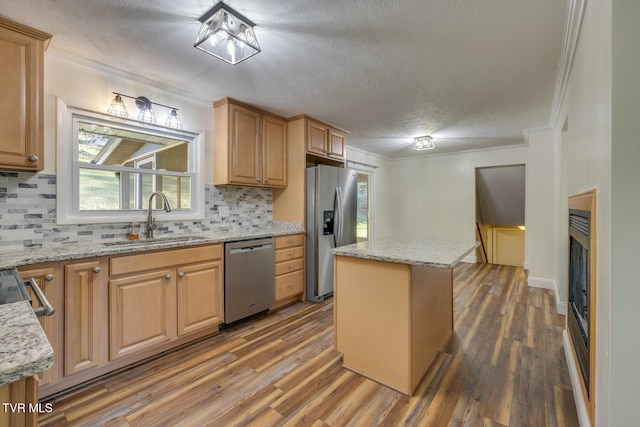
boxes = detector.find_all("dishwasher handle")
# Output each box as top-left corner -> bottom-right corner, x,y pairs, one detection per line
25,278 -> 55,317
229,243 -> 274,255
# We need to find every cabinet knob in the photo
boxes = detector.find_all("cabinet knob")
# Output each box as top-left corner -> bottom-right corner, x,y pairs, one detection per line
287,252 -> 294,256
263,178 -> 268,183
288,265 -> 294,270
28,155 -> 39,163
165,274 -> 172,280
178,272 -> 185,278
288,283 -> 294,288
92,267 -> 101,273
45,274 -> 55,281
256,178 -> 261,183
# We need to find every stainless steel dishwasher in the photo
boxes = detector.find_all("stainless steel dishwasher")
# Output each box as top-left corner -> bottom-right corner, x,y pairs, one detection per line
223,237 -> 275,327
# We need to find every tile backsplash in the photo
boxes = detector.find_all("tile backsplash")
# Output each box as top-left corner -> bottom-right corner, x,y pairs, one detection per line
0,172 -> 273,249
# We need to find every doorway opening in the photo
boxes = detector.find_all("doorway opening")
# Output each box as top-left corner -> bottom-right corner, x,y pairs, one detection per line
475,165 -> 526,267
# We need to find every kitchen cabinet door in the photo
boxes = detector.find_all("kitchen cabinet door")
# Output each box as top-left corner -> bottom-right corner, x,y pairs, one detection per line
18,264 -> 62,389
109,269 -> 177,360
306,120 -> 330,157
0,18 -> 51,172
328,128 -> 346,161
177,261 -> 224,336
262,114 -> 287,187
229,102 -> 262,185
64,260 -> 107,376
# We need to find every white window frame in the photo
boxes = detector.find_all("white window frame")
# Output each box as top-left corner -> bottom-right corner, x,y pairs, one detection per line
347,161 -> 376,241
56,98 -> 205,225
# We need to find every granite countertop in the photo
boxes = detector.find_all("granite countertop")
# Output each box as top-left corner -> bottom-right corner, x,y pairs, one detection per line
0,222 -> 304,270
330,237 -> 479,268
0,301 -> 54,386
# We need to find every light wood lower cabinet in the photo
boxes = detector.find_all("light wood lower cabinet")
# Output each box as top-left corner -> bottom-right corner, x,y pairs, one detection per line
17,243 -> 224,399
177,261 -> 224,337
17,264 -> 63,391
109,269 -> 177,360
64,260 -> 107,376
109,244 -> 224,360
0,375 -> 39,427
273,234 -> 305,308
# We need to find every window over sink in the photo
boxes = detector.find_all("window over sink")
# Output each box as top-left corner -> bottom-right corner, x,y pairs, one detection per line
56,98 -> 205,224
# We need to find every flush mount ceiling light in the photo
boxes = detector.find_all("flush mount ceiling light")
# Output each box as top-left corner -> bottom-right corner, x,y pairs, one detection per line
194,2 -> 260,65
107,92 -> 183,129
413,135 -> 435,151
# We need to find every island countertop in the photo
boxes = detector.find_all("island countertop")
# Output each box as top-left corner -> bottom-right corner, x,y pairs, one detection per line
330,237 -> 479,268
0,301 -> 54,386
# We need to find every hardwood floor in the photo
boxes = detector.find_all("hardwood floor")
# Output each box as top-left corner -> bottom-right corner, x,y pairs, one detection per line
39,263 -> 579,426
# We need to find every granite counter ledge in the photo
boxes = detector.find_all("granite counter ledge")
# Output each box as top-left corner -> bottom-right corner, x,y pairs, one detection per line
0,301 -> 54,386
329,236 -> 479,268
0,222 -> 304,270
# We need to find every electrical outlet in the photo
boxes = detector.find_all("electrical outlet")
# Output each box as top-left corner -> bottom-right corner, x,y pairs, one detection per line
218,205 -> 229,218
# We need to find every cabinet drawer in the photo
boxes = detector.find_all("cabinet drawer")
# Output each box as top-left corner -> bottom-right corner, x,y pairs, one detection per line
275,258 -> 304,276
274,234 -> 304,249
110,244 -> 222,276
275,270 -> 304,300
275,246 -> 304,263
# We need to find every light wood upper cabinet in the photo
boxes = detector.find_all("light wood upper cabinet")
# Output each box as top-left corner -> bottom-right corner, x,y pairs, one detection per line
0,18 -> 51,172
305,117 -> 347,163
214,98 -> 287,188
64,260 -> 107,376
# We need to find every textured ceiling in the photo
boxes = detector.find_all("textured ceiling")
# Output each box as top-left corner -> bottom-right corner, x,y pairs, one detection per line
1,0 -> 568,159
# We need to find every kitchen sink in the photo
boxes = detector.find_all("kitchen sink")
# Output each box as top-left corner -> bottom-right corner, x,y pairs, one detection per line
103,235 -> 207,248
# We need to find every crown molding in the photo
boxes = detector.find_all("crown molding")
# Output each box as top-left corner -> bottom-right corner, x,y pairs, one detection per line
549,0 -> 587,130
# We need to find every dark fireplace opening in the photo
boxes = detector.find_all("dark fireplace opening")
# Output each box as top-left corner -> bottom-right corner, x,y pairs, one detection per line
568,208 -> 590,395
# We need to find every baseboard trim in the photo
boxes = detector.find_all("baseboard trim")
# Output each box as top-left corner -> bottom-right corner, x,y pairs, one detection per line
528,276 -> 567,315
563,330 -> 591,427
527,276 -> 554,289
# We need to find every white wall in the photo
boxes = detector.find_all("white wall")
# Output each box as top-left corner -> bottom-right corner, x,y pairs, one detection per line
384,146 -> 536,262
559,0 -> 613,423
526,128 -> 558,293
610,0 -> 640,424
43,52 -> 214,182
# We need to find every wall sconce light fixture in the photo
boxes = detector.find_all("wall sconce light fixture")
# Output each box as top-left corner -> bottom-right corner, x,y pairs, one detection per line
194,2 -> 260,65
107,92 -> 182,129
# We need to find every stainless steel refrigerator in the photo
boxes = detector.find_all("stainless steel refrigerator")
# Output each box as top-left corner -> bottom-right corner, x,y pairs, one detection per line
306,165 -> 358,302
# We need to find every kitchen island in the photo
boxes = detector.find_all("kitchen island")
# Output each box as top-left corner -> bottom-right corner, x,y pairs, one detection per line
331,237 -> 478,395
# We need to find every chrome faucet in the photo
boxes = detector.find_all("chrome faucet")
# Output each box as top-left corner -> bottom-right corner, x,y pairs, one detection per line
146,191 -> 171,239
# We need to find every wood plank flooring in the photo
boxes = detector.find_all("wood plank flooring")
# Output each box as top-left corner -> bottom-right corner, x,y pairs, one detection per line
38,263 -> 579,426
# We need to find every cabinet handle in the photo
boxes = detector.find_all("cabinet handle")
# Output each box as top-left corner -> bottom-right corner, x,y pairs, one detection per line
288,265 -> 294,270
256,178 -> 261,183
165,274 -> 172,280
287,239 -> 294,244
287,252 -> 294,256
92,267 -> 101,273
45,274 -> 54,281
287,283 -> 294,288
28,155 -> 39,163
263,178 -> 268,183
178,272 -> 185,278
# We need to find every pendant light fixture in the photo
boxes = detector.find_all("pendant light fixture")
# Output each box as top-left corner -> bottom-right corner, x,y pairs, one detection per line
194,2 -> 260,65
107,94 -> 128,121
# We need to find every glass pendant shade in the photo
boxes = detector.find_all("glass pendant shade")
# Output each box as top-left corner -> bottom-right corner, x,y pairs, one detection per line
194,2 -> 260,65
107,94 -> 128,120
413,136 -> 435,150
166,109 -> 182,129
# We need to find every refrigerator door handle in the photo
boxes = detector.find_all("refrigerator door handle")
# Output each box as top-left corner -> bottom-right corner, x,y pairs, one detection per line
333,187 -> 339,247
336,186 -> 344,246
